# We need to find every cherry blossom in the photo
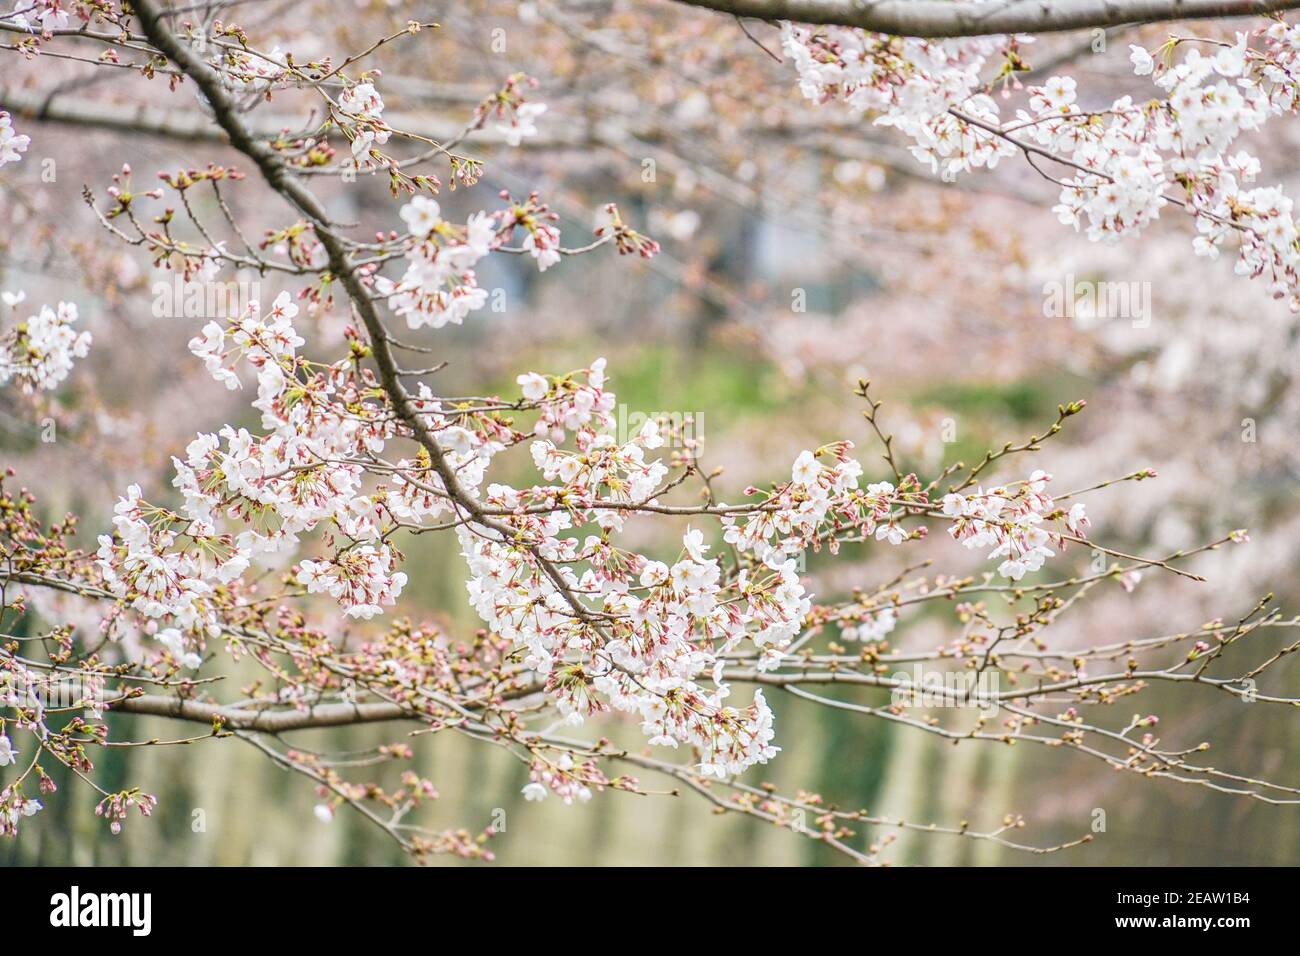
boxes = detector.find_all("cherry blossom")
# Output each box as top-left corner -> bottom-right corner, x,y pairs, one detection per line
7,0 -> 70,34
0,298 -> 91,394
0,111 -> 29,167
375,208 -> 501,329
2,0 -> 1297,867
399,196 -> 442,238
337,81 -> 391,171
298,546 -> 409,620
501,102 -> 547,146
782,19 -> 1300,309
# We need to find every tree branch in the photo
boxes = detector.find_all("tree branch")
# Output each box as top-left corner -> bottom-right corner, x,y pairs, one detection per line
667,0 -> 1300,38
0,84 -> 578,149
112,694 -> 411,731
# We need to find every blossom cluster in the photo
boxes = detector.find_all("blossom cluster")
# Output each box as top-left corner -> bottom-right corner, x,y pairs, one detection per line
34,140 -> 1100,796
0,294 -> 92,394
96,290 -> 398,658
95,790 -> 157,835
97,279 -> 1091,778
473,73 -> 548,147
0,178 -> 1101,790
521,752 -> 607,804
376,198 -> 499,329
782,24 -> 1018,178
0,786 -> 43,836
336,81 -> 391,171
941,470 -> 1088,581
500,191 -> 563,272
374,191 -> 568,330
459,412 -> 1081,780
838,606 -> 898,643
782,19 -> 1300,309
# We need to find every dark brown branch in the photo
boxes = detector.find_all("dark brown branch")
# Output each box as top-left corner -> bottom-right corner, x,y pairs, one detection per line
666,0 -> 1300,38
